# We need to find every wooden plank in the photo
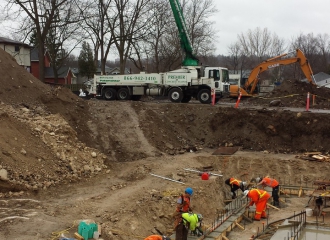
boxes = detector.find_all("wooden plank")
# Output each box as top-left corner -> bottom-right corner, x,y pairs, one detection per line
312,155 -> 326,160
298,156 -> 319,161
313,180 -> 330,186
74,232 -> 84,240
280,189 -> 290,197
242,214 -> 253,223
235,221 -> 244,230
304,151 -> 322,156
267,203 -> 280,210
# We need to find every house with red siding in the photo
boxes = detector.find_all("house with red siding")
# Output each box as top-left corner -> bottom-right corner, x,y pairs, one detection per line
30,48 -> 76,84
44,67 -> 75,84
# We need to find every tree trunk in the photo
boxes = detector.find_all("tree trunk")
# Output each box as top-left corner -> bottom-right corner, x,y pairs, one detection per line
38,44 -> 45,82
120,55 -> 126,74
53,66 -> 59,84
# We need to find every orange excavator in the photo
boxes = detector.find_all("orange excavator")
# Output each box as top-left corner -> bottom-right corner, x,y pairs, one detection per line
229,49 -> 316,97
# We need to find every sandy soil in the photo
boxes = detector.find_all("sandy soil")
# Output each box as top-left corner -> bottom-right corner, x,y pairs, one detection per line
1,48 -> 330,240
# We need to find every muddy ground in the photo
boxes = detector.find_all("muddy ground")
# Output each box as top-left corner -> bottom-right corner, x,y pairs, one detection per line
1,48 -> 330,240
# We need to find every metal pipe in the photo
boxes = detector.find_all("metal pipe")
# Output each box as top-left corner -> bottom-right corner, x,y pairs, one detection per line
267,208 -> 269,225
294,225 -> 296,239
149,173 -> 185,184
183,168 -> 223,177
280,185 -> 314,191
262,222 -> 264,232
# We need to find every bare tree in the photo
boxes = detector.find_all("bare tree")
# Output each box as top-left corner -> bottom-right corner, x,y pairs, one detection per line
107,0 -> 150,74
238,27 -> 273,62
227,42 -> 243,72
4,0 -> 70,82
226,42 -> 252,84
269,33 -> 287,56
128,0 -> 220,73
316,33 -> 330,73
128,0 -> 173,72
184,0 -> 217,56
45,4 -> 84,83
78,0 -> 114,75
290,33 -> 322,75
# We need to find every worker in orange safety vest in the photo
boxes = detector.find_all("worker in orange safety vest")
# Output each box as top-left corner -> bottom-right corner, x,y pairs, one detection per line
173,187 -> 193,240
144,235 -> 171,240
244,189 -> 271,221
256,176 -> 280,207
225,177 -> 247,199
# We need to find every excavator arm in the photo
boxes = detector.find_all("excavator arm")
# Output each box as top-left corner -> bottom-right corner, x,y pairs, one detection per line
230,49 -> 316,97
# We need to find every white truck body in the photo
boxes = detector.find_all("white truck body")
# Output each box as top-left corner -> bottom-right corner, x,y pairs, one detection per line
86,66 -> 230,104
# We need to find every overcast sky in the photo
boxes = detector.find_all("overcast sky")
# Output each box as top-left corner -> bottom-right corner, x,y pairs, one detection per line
211,0 -> 329,55
1,0 -> 329,58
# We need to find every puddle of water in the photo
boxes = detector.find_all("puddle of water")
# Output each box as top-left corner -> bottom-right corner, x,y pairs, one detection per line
299,225 -> 330,240
271,225 -> 330,240
299,228 -> 330,240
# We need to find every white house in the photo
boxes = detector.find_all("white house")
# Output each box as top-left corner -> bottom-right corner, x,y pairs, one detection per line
0,37 -> 32,72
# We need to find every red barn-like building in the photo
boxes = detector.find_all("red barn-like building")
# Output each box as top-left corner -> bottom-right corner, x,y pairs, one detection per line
30,48 -> 75,84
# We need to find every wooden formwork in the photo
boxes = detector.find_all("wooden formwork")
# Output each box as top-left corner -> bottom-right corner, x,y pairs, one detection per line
203,209 -> 247,240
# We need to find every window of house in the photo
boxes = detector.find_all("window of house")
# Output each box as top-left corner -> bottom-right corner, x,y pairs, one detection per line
14,45 -> 20,52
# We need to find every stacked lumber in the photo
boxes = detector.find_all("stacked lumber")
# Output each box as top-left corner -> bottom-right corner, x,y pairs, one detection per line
296,152 -> 330,162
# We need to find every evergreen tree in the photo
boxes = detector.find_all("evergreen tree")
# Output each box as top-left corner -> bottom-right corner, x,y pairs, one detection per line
29,30 -> 38,47
78,42 -> 96,79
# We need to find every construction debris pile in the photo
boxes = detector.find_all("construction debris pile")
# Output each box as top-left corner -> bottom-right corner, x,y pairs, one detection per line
297,152 -> 330,162
247,79 -> 330,109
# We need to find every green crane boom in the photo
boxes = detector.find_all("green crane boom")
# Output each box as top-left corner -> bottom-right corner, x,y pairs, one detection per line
169,0 -> 199,66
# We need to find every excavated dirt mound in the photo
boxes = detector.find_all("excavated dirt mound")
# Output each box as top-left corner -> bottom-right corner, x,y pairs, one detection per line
0,50 -> 95,147
0,50 -> 107,193
247,79 -> 330,109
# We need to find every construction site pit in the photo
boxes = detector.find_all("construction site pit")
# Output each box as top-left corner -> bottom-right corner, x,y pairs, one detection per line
2,48 -> 330,239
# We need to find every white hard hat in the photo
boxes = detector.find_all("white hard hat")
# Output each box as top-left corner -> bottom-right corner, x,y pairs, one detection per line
244,190 -> 249,196
242,181 -> 247,187
256,177 -> 261,183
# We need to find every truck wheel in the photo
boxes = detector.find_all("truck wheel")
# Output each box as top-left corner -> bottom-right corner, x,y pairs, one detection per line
103,88 -> 117,100
198,89 -> 211,104
168,88 -> 183,103
181,95 -> 192,103
117,88 -> 131,100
